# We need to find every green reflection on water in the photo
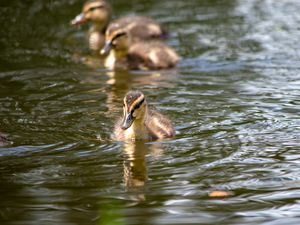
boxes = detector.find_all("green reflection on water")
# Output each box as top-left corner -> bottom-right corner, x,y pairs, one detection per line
98,201 -> 124,225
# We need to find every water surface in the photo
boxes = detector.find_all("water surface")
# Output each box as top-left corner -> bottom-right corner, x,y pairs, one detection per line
1,0 -> 300,224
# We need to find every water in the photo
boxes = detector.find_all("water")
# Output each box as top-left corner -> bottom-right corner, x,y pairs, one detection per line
1,0 -> 300,224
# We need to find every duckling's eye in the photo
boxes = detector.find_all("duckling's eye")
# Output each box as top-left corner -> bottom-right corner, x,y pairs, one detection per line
89,5 -> 103,11
134,98 -> 145,111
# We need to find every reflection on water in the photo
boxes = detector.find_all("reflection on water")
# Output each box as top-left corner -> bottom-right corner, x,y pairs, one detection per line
123,142 -> 148,189
1,0 -> 300,224
122,142 -> 148,204
123,141 -> 164,190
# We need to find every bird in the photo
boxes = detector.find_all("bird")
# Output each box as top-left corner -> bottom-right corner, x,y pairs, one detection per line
113,91 -> 175,141
70,0 -> 167,52
71,0 -> 112,51
100,24 -> 179,70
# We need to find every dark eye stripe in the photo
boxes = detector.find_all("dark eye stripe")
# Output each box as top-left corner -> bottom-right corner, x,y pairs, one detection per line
133,98 -> 145,111
112,32 -> 126,42
89,5 -> 103,11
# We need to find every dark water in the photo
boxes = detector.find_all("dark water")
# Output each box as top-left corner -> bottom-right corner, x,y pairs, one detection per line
1,0 -> 300,224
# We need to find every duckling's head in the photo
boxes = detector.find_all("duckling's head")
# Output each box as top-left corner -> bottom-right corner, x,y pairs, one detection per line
121,91 -> 147,130
71,0 -> 112,27
100,24 -> 130,55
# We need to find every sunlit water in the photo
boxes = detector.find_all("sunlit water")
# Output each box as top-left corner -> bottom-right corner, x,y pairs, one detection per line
1,0 -> 300,224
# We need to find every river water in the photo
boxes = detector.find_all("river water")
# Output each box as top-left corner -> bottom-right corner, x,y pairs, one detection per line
1,0 -> 300,224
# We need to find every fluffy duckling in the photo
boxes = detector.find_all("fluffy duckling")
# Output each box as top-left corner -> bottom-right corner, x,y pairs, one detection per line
113,91 -> 175,141
101,24 -> 179,70
71,0 -> 112,51
71,0 -> 166,51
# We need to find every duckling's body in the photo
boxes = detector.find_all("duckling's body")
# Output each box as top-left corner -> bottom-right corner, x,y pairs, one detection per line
105,41 -> 179,70
113,91 -> 175,141
101,25 -> 179,70
71,0 -> 166,52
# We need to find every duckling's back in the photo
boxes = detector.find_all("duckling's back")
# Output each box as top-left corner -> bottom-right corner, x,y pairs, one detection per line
113,16 -> 167,42
146,109 -> 175,140
127,41 -> 179,70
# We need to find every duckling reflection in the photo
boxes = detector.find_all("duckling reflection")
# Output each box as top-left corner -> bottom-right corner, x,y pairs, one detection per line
123,142 -> 147,189
101,25 -> 179,70
122,141 -> 164,202
71,0 -> 166,52
113,91 -> 175,141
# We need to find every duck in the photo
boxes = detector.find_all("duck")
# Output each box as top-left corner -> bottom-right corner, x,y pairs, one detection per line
71,0 -> 112,51
100,24 -> 179,70
70,0 -> 167,52
113,91 -> 175,141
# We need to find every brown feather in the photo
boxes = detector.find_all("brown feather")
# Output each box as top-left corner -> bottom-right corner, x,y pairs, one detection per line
127,41 -> 179,70
111,16 -> 167,41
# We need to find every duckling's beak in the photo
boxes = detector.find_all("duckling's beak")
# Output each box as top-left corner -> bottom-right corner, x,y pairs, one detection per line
70,13 -> 86,26
100,41 -> 113,55
121,112 -> 134,130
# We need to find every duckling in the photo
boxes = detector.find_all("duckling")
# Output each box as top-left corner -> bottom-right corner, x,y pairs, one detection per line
101,24 -> 179,70
113,91 -> 175,141
71,0 -> 166,52
71,0 -> 112,51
